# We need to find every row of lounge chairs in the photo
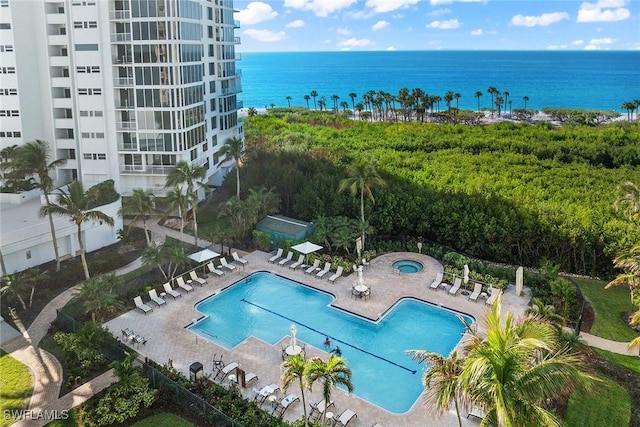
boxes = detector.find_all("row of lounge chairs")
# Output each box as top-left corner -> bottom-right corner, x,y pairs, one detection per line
428,272 -> 501,304
268,249 -> 344,283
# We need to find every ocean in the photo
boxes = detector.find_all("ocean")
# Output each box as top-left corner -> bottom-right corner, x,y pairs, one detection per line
238,50 -> 639,112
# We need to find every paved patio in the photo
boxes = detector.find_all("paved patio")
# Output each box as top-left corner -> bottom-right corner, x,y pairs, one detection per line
105,251 -> 530,427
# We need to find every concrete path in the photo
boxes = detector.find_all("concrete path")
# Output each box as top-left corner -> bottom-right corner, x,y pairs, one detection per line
1,218 -> 637,425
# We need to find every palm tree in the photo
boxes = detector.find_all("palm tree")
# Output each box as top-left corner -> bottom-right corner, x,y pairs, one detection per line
165,161 -> 207,247
502,90 -> 510,113
459,298 -> 593,427
119,188 -> 155,246
41,181 -> 115,280
475,91 -> 483,112
281,353 -> 310,426
11,140 -> 67,271
495,95 -> 504,116
523,96 -> 529,110
454,93 -> 461,110
1,273 -> 28,310
338,158 -> 386,252
286,96 -> 292,108
219,136 -> 245,199
622,101 -> 636,121
605,244 -> 640,349
348,92 -> 357,113
310,90 -> 318,110
304,95 -> 311,109
407,350 -> 467,427
487,86 -> 498,116
614,181 -> 640,222
444,91 -> 454,112
247,107 -> 258,117
165,185 -> 189,242
318,96 -> 326,111
305,355 -> 354,425
331,94 -> 339,112
141,239 -> 189,280
340,101 -> 349,112
75,275 -> 123,322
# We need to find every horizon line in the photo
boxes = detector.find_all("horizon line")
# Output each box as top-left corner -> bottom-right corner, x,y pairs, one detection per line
238,48 -> 640,54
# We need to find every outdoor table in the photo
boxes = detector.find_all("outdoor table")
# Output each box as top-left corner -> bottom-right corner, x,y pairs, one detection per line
480,292 -> 488,299
285,345 -> 302,356
325,412 -> 334,425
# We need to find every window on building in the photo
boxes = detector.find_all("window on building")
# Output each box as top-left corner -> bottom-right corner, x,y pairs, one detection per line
75,44 -> 99,51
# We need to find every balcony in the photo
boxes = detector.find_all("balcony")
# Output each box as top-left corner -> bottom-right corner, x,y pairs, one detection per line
234,36 -> 241,44
116,121 -> 136,130
119,164 -> 174,175
55,118 -> 74,128
48,35 -> 68,45
50,56 -> 70,67
113,77 -> 134,87
234,20 -> 240,28
112,56 -> 133,65
52,98 -> 72,108
46,13 -> 66,25
51,77 -> 71,87
55,138 -> 75,149
111,33 -> 132,42
110,9 -> 130,20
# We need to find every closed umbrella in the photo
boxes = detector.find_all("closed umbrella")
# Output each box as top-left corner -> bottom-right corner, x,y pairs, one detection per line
290,324 -> 297,348
463,264 -> 470,284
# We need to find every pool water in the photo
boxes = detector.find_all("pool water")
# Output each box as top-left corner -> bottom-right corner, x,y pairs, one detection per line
392,259 -> 424,273
189,271 -> 472,413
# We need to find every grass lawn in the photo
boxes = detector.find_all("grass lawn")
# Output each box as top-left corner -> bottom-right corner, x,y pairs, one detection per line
130,413 -> 195,427
0,350 -> 33,427
565,374 -> 630,427
592,348 -> 640,374
572,277 -> 638,342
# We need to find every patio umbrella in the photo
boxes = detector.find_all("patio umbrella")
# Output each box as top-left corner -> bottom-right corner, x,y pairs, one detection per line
189,248 -> 221,263
291,241 -> 323,255
290,324 -> 297,348
463,264 -> 470,284
358,266 -> 364,287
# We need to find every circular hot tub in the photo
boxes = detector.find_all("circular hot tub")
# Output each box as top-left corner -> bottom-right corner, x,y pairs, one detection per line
392,260 -> 424,273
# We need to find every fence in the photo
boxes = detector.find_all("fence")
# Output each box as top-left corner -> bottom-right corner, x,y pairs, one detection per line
142,362 -> 243,427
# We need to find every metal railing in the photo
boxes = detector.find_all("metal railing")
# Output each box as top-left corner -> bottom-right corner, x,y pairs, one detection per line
113,77 -> 134,87
111,33 -> 132,42
109,10 -> 130,20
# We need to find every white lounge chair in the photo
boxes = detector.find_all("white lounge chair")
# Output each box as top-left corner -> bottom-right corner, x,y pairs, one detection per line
133,296 -> 153,314
176,276 -> 193,292
289,254 -> 305,269
206,261 -> 224,276
244,372 -> 258,385
278,251 -> 294,266
429,272 -> 443,290
232,251 -> 248,265
189,270 -> 207,286
448,277 -> 462,295
220,257 -> 235,271
163,282 -> 181,298
148,289 -> 166,306
328,266 -> 344,283
269,248 -> 283,263
305,259 -> 320,274
274,394 -> 299,417
334,409 -> 357,427
469,282 -> 483,302
316,262 -> 331,278
486,288 -> 501,306
308,399 -> 334,421
213,361 -> 239,381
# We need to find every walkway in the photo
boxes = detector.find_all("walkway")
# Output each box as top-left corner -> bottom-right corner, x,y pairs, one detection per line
1,219 -> 637,426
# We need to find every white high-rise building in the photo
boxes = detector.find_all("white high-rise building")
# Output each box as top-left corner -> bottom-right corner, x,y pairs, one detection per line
0,0 -> 242,273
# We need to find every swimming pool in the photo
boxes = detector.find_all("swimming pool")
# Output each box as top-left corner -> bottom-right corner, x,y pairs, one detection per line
188,271 -> 473,413
392,259 -> 424,273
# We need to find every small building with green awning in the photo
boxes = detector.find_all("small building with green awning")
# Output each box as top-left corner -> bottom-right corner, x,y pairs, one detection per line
255,215 -> 314,248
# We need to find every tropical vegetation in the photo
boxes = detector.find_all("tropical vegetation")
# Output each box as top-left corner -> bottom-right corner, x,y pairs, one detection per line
0,350 -> 32,427
165,161 -> 207,247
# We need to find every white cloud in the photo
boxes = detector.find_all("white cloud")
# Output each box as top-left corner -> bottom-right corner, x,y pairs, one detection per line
547,44 -> 568,50
430,0 -> 486,4
577,0 -> 630,23
372,20 -> 390,30
243,29 -> 287,42
426,19 -> 460,29
386,46 -> 396,51
235,2 -> 278,26
470,28 -> 483,35
510,12 -> 569,27
336,28 -> 352,35
338,37 -> 375,49
428,8 -> 452,17
572,39 -> 584,45
366,0 -> 419,13
584,37 -> 616,49
284,0 -> 358,17
286,19 -> 305,28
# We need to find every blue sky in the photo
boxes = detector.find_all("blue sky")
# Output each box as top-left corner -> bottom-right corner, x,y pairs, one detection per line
234,0 -> 640,52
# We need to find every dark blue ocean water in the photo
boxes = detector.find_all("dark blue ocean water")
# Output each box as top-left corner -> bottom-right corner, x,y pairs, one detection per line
239,51 -> 639,112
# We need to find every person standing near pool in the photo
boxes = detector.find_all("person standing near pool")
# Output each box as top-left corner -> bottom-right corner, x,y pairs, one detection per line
324,336 -> 331,349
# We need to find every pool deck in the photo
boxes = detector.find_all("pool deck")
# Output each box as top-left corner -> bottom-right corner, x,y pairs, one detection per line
104,251 -> 530,427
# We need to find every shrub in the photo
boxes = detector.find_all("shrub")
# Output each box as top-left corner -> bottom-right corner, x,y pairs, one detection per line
252,230 -> 271,251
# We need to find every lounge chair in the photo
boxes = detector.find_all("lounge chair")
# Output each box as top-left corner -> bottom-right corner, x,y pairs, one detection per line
255,383 -> 280,405
289,254 -> 305,269
189,270 -> 207,286
213,361 -> 238,381
206,261 -> 224,276
268,248 -> 283,263
176,276 -> 193,292
448,277 -> 462,295
308,399 -> 334,420
163,282 -> 181,298
133,296 -> 153,315
244,372 -> 258,385
328,266 -> 344,283
316,262 -> 331,278
486,288 -> 501,306
304,259 -> 320,274
429,272 -> 443,290
148,289 -> 166,306
469,282 -> 483,302
278,251 -> 294,266
334,409 -> 357,427
220,257 -> 235,271
232,251 -> 248,265
273,394 -> 299,417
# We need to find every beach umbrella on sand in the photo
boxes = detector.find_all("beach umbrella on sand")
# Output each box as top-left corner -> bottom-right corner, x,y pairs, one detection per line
290,324 -> 297,348
463,264 -> 470,284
